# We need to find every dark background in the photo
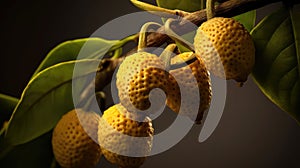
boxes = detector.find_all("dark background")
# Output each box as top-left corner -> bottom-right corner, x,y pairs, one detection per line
1,0 -> 299,168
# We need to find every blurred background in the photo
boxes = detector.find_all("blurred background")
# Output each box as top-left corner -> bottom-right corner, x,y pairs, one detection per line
1,0 -> 299,167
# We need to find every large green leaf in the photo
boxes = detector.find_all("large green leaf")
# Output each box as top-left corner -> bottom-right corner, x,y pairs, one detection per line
0,132 -> 53,168
156,0 -> 203,12
251,5 -> 300,123
32,38 -> 117,77
233,10 -> 256,31
0,94 -> 18,126
5,59 -> 100,145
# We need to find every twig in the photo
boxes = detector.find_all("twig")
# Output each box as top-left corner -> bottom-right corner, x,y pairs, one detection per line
78,58 -> 122,108
206,0 -> 216,20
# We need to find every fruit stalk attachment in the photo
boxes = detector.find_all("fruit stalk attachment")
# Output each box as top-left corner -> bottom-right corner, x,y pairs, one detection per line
159,43 -> 177,71
137,22 -> 162,52
164,18 -> 199,70
206,0 -> 216,20
164,18 -> 195,52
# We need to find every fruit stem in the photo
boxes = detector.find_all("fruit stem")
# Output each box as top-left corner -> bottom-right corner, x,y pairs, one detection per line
130,0 -> 190,18
164,18 -> 195,51
206,0 -> 216,20
159,43 -> 177,71
138,22 -> 162,52
111,48 -> 123,59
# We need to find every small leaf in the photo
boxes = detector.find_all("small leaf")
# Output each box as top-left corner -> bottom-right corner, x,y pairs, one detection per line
32,38 -> 117,77
0,94 -> 19,126
0,132 -> 53,168
176,31 -> 196,53
156,0 -> 203,12
233,10 -> 256,31
5,59 -> 100,145
251,5 -> 300,123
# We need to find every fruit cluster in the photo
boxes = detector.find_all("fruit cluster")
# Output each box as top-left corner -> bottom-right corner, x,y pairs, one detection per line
51,16 -> 254,168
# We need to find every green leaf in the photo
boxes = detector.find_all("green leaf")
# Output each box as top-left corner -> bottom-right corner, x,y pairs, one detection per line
0,132 -> 53,168
0,94 -> 19,126
32,38 -> 117,77
156,0 -> 203,12
176,31 -> 196,53
233,10 -> 256,31
5,59 -> 100,145
250,5 -> 300,124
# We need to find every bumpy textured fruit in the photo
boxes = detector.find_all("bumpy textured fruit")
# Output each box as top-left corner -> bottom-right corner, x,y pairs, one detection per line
116,52 -> 169,114
52,109 -> 101,168
98,104 -> 154,168
194,17 -> 255,83
167,52 -> 211,124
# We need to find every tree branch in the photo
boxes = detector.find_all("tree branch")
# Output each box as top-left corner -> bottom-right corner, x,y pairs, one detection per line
146,0 -> 285,48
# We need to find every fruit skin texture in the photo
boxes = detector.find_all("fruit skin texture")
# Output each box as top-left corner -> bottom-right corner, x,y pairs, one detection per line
167,52 -> 212,124
52,109 -> 101,168
98,104 -> 154,168
194,17 -> 255,83
116,52 -> 169,114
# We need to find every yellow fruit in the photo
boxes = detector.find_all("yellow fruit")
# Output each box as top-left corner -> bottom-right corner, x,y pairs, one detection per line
98,104 -> 154,168
52,109 -> 101,168
116,52 -> 169,114
194,17 -> 255,83
167,52 -> 212,124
